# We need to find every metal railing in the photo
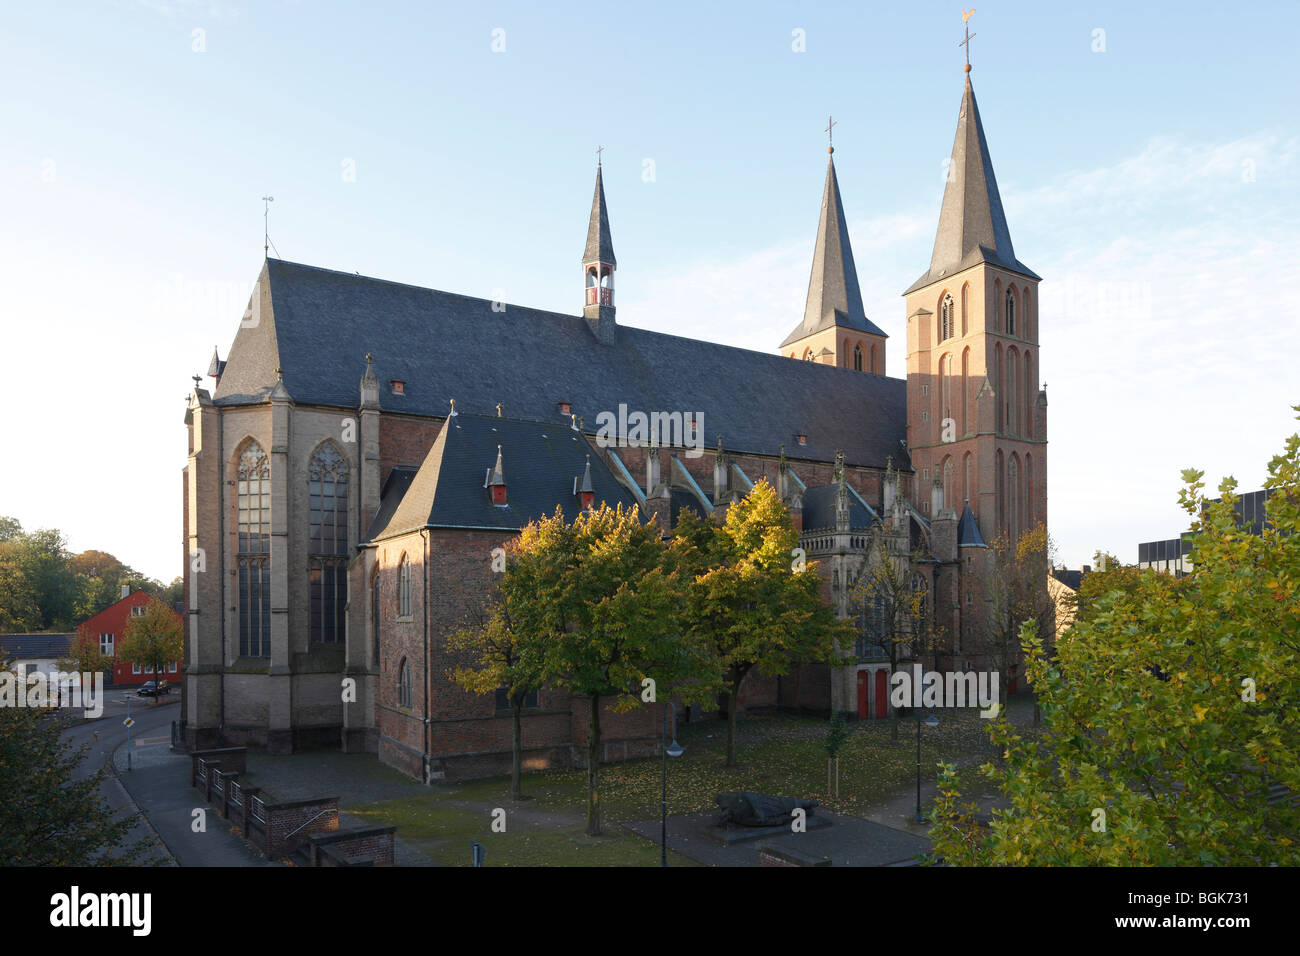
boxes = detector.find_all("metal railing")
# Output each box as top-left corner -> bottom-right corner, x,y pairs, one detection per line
250,796 -> 266,823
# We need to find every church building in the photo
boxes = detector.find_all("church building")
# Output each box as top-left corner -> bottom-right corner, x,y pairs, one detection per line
180,60 -> 1047,781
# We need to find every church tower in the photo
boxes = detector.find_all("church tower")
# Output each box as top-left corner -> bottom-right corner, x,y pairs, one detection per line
781,131 -> 888,372
904,55 -> 1047,544
583,157 -> 617,344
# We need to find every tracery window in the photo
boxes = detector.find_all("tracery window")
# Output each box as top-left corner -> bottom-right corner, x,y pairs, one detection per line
237,441 -> 271,657
308,442 -> 349,644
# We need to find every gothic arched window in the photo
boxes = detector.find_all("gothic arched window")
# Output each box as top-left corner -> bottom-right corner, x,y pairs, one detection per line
1006,288 -> 1017,336
236,441 -> 271,658
398,554 -> 411,618
308,442 -> 349,644
853,343 -> 864,371
398,658 -> 412,709
940,294 -> 954,341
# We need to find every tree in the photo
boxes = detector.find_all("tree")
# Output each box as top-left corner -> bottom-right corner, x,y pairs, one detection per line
970,523 -> 1058,705
0,546 -> 40,633
0,528 -> 79,630
849,523 -> 937,742
119,601 -> 183,688
676,480 -> 853,766
931,409 -> 1300,865
446,575 -> 545,801
526,504 -> 705,836
59,629 -> 114,678
0,656 -> 152,865
0,516 -> 22,542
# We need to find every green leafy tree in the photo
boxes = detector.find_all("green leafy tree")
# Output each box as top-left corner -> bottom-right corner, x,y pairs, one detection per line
0,528 -> 79,630
0,546 -> 41,633
446,575 -> 545,801
676,480 -> 853,766
0,656 -> 152,865
526,504 -> 706,836
119,601 -> 183,689
0,516 -> 22,542
931,409 -> 1300,865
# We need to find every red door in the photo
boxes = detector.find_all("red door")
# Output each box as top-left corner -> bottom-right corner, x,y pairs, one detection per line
874,669 -> 889,718
857,671 -> 868,719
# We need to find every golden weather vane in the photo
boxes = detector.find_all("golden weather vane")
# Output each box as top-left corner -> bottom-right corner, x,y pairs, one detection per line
960,9 -> 976,72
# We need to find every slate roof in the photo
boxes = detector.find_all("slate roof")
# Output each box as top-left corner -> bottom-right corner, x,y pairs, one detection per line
957,502 -> 986,547
214,259 -> 912,471
583,164 -> 616,266
0,633 -> 76,661
782,156 -> 887,347
371,413 -> 638,539
364,466 -> 418,542
801,483 -> 877,531
906,76 -> 1039,294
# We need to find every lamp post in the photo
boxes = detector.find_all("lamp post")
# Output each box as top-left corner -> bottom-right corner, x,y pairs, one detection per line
914,707 -> 939,824
661,701 -> 684,867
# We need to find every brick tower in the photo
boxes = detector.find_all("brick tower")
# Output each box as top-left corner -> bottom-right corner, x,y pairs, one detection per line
903,63 -> 1047,547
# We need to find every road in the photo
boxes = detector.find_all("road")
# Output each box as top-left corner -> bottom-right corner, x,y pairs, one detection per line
64,690 -> 179,865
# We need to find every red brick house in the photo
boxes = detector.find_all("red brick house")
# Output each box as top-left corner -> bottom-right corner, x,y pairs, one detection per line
77,588 -> 183,687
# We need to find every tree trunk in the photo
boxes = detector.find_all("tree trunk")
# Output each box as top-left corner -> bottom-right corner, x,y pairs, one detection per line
586,692 -> 601,836
726,677 -> 742,767
510,698 -> 523,800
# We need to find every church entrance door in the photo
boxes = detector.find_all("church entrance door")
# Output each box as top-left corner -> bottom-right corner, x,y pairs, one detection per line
856,670 -> 868,719
874,669 -> 889,718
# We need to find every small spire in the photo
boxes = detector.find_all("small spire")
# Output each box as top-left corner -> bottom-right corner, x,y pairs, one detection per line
496,402 -> 503,418
571,413 -> 579,431
580,455 -> 594,493
583,162 -> 616,266
362,353 -> 377,382
489,445 -> 506,486
448,398 -> 458,417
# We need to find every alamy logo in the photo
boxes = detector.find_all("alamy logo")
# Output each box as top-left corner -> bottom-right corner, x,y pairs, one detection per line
49,886 -> 151,936
0,665 -> 104,718
593,404 -> 705,458
890,664 -> 1000,718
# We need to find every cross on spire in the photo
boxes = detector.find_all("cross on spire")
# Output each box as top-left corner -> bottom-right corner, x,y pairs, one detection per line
596,144 -> 604,166
960,9 -> 976,72
825,115 -> 837,154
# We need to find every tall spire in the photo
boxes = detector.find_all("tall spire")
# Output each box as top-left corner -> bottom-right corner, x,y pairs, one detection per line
781,152 -> 884,349
906,74 -> 1039,294
583,160 -> 616,267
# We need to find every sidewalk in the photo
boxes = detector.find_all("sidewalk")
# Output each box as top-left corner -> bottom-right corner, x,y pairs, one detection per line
113,735 -> 277,867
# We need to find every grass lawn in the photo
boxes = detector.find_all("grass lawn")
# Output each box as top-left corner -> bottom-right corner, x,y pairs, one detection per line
346,699 -> 1034,866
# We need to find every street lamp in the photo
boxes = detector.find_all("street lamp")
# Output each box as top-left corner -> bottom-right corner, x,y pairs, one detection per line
914,708 -> 939,824
661,701 -> 684,867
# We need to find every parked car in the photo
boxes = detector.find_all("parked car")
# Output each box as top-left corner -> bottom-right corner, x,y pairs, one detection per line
137,680 -> 170,698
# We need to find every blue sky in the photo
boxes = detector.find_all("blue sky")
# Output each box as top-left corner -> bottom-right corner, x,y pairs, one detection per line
1,0 -> 1297,581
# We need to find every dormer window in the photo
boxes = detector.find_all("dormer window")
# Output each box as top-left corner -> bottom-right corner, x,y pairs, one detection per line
488,444 -> 507,506
390,380 -> 405,395
796,434 -> 807,446
558,401 -> 572,416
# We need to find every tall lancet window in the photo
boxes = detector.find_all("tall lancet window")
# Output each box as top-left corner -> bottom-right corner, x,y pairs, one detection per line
854,344 -> 864,371
1006,288 -> 1017,336
308,442 -> 349,644
940,294 -> 954,341
236,441 -> 271,658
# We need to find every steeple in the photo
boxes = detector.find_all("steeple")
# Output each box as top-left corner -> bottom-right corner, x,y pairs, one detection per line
906,75 -> 1039,294
782,154 -> 884,349
582,155 -> 617,344
780,134 -> 887,371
